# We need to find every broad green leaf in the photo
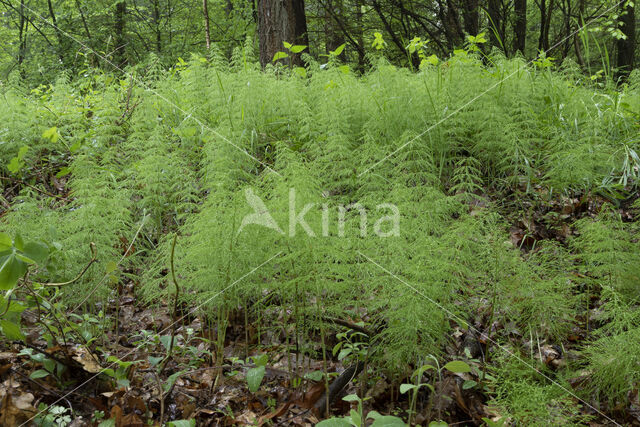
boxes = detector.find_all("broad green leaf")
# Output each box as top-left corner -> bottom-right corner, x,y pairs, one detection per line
337,348 -> 352,360
246,365 -> 265,392
0,233 -> 12,252
30,369 -> 50,379
105,261 -> 118,274
443,360 -> 472,373
98,419 -> 116,427
167,420 -> 196,427
283,41 -> 292,49
163,370 -> 185,393
0,319 -> 25,341
148,356 -> 163,367
14,233 -> 24,251
0,253 -> 27,290
332,43 -> 345,56
316,419 -> 352,427
349,409 -> 361,427
42,126 -> 59,142
428,422 -> 448,427
272,51 -> 289,61
304,370 -> 324,381
23,242 -> 49,265
399,383 -> 417,394
293,67 -> 307,78
289,45 -> 307,53
342,394 -> 360,402
56,167 -> 71,178
371,416 -> 406,426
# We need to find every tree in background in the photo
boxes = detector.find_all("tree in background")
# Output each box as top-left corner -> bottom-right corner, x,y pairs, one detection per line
257,0 -> 308,67
0,0 -> 637,82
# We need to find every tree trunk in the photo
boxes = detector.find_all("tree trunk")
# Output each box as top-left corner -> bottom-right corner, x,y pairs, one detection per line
257,0 -> 308,67
461,0 -> 479,36
203,0 -> 211,49
17,0 -> 26,76
47,0 -> 67,65
616,1 -> 635,80
513,0 -> 526,55
487,0 -> 503,50
114,1 -> 127,68
538,0 -> 554,52
152,0 -> 162,53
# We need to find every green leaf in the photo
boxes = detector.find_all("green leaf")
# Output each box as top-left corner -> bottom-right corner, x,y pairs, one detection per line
462,380 -> 477,390
349,409 -> 361,427
332,43 -> 345,56
0,253 -> 28,290
148,356 -> 163,367
105,261 -> 118,274
246,365 -> 265,393
14,233 -> 24,251
293,67 -> 307,78
167,421 -> 196,427
342,394 -> 360,402
443,360 -> 472,373
0,233 -> 12,253
163,370 -> 185,393
56,167 -> 71,178
399,384 -> 417,394
22,242 -> 49,265
97,419 -> 116,427
42,126 -> 59,142
428,422 -> 448,427
289,45 -> 307,54
0,319 -> 25,341
370,416 -> 406,426
30,369 -> 50,379
283,41 -> 292,49
316,419 -> 352,427
272,51 -> 289,62
304,370 -> 324,381
337,348 -> 352,360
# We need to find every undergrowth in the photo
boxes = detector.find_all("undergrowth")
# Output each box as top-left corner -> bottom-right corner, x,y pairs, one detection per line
1,49 -> 639,424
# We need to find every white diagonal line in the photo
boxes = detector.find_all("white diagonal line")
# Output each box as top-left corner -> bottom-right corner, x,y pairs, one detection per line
21,250 -> 283,426
358,0 -> 626,177
358,250 -> 621,426
18,3 -> 281,178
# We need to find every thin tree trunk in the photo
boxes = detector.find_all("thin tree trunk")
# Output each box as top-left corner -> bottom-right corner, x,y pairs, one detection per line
513,0 -> 526,55
47,0 -> 66,65
461,0 -> 479,36
18,0 -> 26,74
203,0 -> 211,49
616,1 -> 635,80
487,0 -> 503,50
75,0 -> 91,40
114,1 -> 127,68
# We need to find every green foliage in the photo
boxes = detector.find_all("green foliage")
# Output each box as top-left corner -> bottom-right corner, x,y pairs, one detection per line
1,52 -> 639,423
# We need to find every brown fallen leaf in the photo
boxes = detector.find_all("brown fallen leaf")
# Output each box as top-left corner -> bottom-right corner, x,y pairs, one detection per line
73,347 -> 102,374
0,392 -> 37,425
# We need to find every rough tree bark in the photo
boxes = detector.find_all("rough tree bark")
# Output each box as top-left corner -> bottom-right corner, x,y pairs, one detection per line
616,1 -> 635,80
487,0 -> 503,50
513,0 -> 526,55
114,1 -> 127,68
461,0 -> 479,36
203,0 -> 211,49
257,0 -> 308,67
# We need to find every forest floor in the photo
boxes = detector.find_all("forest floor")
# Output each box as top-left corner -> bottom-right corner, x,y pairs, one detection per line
2,183 -> 637,427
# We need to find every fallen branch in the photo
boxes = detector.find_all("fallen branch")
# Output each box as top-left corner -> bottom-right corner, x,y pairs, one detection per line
313,361 -> 365,415
158,234 -> 180,375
